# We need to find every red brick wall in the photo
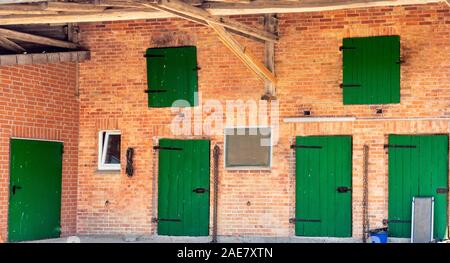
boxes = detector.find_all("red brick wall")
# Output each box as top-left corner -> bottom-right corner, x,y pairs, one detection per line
77,2 -> 449,238
0,63 -> 79,242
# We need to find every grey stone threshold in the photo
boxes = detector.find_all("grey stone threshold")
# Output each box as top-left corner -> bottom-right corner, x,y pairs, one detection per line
22,235 -> 412,243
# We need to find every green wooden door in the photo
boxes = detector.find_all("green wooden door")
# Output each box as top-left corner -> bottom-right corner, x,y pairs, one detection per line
8,139 -> 63,242
157,139 -> 210,236
388,135 -> 448,239
295,136 -> 352,237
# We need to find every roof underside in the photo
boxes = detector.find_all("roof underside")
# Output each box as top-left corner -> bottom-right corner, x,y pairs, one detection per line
0,0 -> 444,26
0,24 -> 70,55
0,0 -> 446,67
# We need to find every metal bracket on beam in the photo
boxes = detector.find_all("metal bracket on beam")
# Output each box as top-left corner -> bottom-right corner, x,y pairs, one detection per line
383,219 -> 411,225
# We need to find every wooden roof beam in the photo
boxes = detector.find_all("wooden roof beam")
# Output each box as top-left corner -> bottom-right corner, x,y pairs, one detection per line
208,21 -> 277,84
150,0 -> 278,43
0,27 -> 80,49
0,0 -> 48,4
0,36 -> 25,52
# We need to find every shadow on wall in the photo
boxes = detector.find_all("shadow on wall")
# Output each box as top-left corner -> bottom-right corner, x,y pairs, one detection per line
151,32 -> 197,47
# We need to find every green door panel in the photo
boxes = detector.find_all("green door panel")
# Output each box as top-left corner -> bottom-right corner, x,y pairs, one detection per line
343,35 -> 400,105
295,136 -> 352,237
388,135 -> 448,239
146,46 -> 198,108
157,139 -> 210,236
8,139 -> 63,242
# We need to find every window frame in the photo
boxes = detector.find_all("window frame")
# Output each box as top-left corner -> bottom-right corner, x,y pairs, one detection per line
98,130 -> 121,171
223,126 -> 273,170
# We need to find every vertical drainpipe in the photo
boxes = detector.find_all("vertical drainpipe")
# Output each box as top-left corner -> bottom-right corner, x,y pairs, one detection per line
212,145 -> 220,243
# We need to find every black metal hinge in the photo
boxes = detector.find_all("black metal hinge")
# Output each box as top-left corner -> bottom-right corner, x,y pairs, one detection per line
437,188 -> 449,194
153,146 -> 183,151
289,218 -> 321,223
152,218 -> 181,223
396,59 -> 406,64
145,89 -> 167,94
193,66 -> 201,71
383,219 -> 411,225
383,144 -> 417,149
339,46 -> 356,51
144,54 -> 165,58
340,84 -> 361,89
290,145 -> 323,149
61,145 -> 64,154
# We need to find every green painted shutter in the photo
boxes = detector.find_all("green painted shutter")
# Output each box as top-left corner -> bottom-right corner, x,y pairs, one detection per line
157,139 -> 210,236
146,46 -> 198,108
343,35 -> 400,105
8,139 -> 63,242
388,135 -> 448,239
295,136 -> 352,237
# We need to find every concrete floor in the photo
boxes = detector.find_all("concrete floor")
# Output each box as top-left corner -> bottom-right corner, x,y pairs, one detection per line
23,235 -> 411,243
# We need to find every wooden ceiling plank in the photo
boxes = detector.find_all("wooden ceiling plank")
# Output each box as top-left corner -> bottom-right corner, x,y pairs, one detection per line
0,27 -> 80,49
45,2 -> 108,12
0,36 -> 26,52
148,4 -> 209,25
0,0 -> 48,4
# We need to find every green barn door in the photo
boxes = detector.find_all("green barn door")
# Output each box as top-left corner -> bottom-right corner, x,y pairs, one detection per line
157,139 -> 210,236
8,139 -> 63,242
295,136 -> 352,237
388,135 -> 448,239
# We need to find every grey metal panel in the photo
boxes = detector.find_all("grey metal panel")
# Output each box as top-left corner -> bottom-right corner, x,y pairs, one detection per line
411,197 -> 434,243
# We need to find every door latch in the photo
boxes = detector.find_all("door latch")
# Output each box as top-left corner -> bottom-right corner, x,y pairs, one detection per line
12,185 -> 22,195
193,188 -> 208,194
337,186 -> 351,193
437,188 -> 449,194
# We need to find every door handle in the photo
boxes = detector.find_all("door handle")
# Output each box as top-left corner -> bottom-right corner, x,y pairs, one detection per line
12,185 -> 22,195
337,186 -> 351,193
193,188 -> 208,194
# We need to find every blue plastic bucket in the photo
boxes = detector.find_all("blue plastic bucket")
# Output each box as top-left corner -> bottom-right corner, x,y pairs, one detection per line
369,231 -> 388,243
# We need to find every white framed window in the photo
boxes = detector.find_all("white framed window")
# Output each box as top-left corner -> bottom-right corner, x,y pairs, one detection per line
98,130 -> 121,171
224,127 -> 272,170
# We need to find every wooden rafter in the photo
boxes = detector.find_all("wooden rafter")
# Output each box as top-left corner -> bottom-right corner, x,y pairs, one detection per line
0,27 -> 80,49
262,13 -> 277,99
149,0 -> 278,43
208,22 -> 277,84
0,36 -> 25,52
